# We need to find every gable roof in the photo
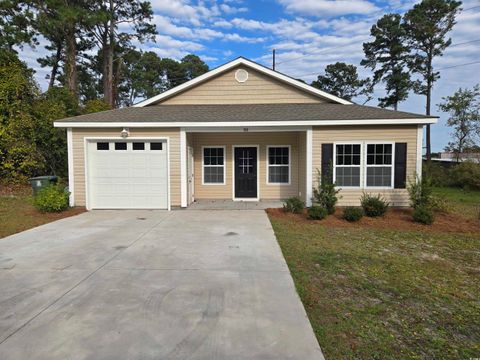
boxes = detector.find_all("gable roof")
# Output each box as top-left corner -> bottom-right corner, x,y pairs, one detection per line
133,57 -> 353,107
54,103 -> 437,127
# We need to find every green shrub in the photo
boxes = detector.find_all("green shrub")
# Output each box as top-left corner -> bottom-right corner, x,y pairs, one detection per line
312,169 -> 341,214
429,194 -> 449,212
413,205 -> 434,225
283,197 -> 305,214
342,207 -> 364,222
308,206 -> 328,220
422,161 -> 449,187
448,161 -> 480,190
33,185 -> 69,212
360,193 -> 389,217
408,175 -> 433,209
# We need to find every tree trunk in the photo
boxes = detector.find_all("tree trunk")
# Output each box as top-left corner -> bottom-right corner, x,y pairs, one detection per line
48,40 -> 63,90
64,24 -> 77,97
103,0 -> 115,108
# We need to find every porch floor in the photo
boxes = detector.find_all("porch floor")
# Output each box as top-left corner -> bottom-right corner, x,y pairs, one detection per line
187,199 -> 284,210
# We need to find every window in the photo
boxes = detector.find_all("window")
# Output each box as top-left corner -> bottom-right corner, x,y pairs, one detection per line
132,142 -> 145,150
366,143 -> 393,187
97,142 -> 109,151
115,142 -> 127,151
203,147 -> 225,184
150,142 -> 163,150
267,146 -> 290,184
334,144 -> 361,187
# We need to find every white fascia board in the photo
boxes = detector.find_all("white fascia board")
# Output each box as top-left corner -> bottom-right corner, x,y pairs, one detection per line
132,58 -> 352,107
54,118 -> 438,128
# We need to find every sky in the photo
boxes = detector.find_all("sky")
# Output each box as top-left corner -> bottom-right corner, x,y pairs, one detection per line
18,0 -> 480,152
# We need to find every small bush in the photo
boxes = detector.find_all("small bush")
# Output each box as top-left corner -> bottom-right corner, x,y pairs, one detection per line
342,207 -> 364,222
448,161 -> 480,190
312,169 -> 341,214
422,161 -> 449,187
413,205 -> 434,225
408,175 -> 433,209
360,193 -> 389,217
429,194 -> 449,213
33,185 -> 69,213
283,197 -> 305,214
308,206 -> 328,220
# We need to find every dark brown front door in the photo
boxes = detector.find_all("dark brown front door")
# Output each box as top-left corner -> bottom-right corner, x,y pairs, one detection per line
234,147 -> 257,198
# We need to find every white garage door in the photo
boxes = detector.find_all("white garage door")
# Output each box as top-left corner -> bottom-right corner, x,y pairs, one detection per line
87,140 -> 168,209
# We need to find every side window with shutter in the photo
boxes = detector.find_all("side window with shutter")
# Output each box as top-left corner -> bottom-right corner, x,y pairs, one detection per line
394,143 -> 407,188
321,143 -> 334,183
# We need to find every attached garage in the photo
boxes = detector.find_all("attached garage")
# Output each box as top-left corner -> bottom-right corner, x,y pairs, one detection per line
86,139 -> 169,209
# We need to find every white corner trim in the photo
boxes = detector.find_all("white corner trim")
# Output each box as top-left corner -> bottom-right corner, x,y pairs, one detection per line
306,128 -> 313,207
54,118 -> 438,128
417,125 -> 423,180
132,58 -> 352,107
180,129 -> 187,208
67,128 -> 74,207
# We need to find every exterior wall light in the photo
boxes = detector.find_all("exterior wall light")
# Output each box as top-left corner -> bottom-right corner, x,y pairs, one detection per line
121,128 -> 130,138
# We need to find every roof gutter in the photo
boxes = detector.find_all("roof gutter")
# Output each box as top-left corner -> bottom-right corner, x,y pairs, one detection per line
54,118 -> 437,128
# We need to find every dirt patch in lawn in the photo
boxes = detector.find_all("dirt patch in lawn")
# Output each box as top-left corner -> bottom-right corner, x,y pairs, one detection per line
266,207 -> 479,234
0,188 -> 86,238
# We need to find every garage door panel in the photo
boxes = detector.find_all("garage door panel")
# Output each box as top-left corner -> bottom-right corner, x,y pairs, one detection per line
87,140 -> 168,209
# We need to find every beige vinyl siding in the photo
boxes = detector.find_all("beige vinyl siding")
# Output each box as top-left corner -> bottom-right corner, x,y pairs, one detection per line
192,132 -> 303,200
312,125 -> 418,207
71,128 -> 181,207
159,67 -> 324,105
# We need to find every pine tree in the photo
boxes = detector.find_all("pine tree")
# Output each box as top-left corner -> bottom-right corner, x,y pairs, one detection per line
403,0 -> 461,160
311,62 -> 372,102
361,14 -> 411,110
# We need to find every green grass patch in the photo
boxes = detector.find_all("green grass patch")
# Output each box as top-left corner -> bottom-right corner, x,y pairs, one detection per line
269,216 -> 480,359
433,187 -> 480,220
0,194 -> 83,238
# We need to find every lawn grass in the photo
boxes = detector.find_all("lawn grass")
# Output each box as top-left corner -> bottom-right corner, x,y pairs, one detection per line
433,186 -> 480,219
269,214 -> 480,359
0,192 -> 84,239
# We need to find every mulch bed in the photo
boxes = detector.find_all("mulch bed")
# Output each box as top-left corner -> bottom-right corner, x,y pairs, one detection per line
266,207 -> 480,234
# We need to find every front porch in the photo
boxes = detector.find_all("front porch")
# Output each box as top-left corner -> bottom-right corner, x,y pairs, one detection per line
186,199 -> 284,210
180,128 -> 313,208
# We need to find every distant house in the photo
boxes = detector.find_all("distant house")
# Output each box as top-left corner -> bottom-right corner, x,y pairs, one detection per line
436,151 -> 480,163
54,57 -> 437,210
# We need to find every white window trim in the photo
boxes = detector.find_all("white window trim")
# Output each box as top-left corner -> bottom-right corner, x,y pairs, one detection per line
333,142 -> 363,189
364,141 -> 395,190
266,145 -> 291,185
202,146 -> 226,185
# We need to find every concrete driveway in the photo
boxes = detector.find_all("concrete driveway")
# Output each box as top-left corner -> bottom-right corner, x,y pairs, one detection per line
0,210 -> 323,360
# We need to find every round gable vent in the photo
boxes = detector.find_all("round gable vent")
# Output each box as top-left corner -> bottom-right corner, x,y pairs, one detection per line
235,69 -> 249,83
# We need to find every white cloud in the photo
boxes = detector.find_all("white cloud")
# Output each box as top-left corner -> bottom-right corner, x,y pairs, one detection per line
277,0 -> 379,17
220,3 -> 248,14
149,0 -> 220,25
223,33 -> 267,43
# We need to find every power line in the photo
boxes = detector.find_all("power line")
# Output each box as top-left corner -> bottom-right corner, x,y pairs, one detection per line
436,60 -> 480,70
293,60 -> 480,79
449,38 -> 480,47
463,5 -> 480,11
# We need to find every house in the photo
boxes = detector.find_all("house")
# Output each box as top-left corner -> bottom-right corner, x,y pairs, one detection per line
54,57 -> 437,210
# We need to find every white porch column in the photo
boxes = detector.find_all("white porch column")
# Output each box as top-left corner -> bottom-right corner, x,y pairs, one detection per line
306,127 -> 313,207
67,127 -> 75,207
416,125 -> 423,180
180,128 -> 187,208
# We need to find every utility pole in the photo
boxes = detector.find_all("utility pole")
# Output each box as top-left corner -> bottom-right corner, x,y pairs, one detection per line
272,49 -> 276,71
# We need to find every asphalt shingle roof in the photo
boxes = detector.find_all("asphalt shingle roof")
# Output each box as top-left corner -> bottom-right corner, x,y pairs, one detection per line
55,103 -> 436,123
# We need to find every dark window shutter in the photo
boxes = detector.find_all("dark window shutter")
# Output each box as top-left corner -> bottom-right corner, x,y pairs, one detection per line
394,143 -> 407,188
321,143 -> 334,183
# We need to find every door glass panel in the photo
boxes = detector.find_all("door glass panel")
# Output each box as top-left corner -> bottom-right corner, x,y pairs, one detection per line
115,142 -> 127,150
132,142 -> 145,150
97,142 -> 109,150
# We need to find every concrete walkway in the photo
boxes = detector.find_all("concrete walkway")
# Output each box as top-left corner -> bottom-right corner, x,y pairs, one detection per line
0,210 -> 323,359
